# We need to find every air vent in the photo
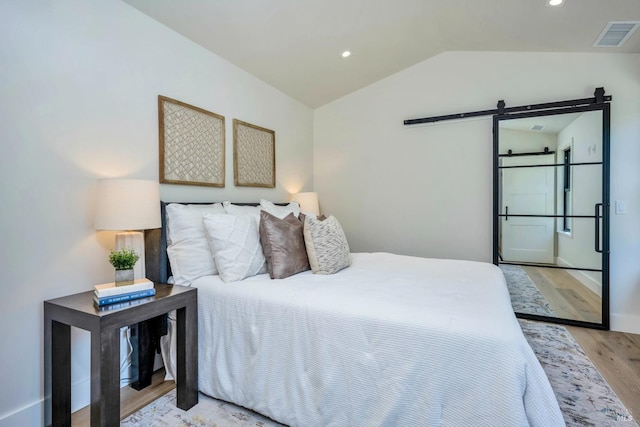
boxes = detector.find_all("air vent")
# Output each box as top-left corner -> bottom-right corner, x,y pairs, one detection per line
531,125 -> 545,131
594,22 -> 640,47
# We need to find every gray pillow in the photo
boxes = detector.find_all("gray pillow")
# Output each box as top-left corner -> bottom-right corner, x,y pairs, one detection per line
303,215 -> 350,274
259,210 -> 310,279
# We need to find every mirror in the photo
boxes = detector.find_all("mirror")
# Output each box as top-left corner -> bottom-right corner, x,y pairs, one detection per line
494,105 -> 609,329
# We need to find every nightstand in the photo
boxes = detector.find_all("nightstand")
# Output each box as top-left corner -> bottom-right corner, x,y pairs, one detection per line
44,283 -> 197,427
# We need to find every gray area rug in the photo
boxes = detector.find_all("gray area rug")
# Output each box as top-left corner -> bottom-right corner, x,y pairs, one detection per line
500,263 -> 558,317
520,320 -> 635,427
122,321 -> 636,427
121,391 -> 282,426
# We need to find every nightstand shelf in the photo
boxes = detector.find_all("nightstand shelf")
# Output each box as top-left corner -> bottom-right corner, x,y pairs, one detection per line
44,283 -> 197,427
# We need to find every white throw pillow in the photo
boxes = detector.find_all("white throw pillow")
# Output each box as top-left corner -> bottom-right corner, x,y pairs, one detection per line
223,201 -> 300,223
260,199 -> 300,219
222,202 -> 261,224
303,215 -> 351,275
202,213 -> 267,283
166,203 -> 225,285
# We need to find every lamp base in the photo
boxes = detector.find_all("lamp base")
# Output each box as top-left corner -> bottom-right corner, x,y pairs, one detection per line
115,231 -> 146,280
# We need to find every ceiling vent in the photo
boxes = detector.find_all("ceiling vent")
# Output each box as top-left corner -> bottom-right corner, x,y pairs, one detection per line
594,21 -> 640,47
531,124 -> 545,132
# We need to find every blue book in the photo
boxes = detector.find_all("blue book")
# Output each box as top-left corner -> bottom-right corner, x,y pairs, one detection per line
95,298 -> 148,311
93,288 -> 156,307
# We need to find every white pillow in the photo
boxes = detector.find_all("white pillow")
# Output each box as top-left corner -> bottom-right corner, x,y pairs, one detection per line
303,215 -> 351,275
202,213 -> 267,283
165,203 -> 225,285
223,201 -> 300,223
260,199 -> 300,219
222,202 -> 261,224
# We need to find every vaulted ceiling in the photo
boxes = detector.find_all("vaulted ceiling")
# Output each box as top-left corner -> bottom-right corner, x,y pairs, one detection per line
122,0 -> 640,108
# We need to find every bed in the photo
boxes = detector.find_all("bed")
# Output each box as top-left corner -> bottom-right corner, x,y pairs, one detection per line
145,201 -> 564,427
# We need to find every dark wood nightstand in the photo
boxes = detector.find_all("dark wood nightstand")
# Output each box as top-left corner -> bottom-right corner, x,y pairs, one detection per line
44,283 -> 197,427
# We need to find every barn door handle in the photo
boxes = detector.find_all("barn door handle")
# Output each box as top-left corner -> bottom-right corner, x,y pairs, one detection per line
594,203 -> 603,253
505,206 -> 509,221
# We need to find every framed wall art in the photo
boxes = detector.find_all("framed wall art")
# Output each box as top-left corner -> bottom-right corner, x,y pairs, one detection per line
233,118 -> 275,188
158,95 -> 225,187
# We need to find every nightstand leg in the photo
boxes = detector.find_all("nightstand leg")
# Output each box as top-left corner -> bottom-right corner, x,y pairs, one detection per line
51,320 -> 71,427
90,328 -> 120,426
176,303 -> 198,410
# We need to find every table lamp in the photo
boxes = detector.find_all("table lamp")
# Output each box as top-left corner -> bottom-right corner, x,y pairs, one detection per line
94,179 -> 161,280
290,192 -> 320,216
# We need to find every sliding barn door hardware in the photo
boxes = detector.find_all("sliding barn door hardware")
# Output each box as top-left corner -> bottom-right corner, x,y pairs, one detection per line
404,87 -> 611,126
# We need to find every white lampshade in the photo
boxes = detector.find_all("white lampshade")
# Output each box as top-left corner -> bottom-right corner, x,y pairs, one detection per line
95,179 -> 161,281
95,179 -> 161,231
291,192 -> 320,216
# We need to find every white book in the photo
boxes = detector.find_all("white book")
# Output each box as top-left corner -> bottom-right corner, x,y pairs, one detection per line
94,278 -> 154,298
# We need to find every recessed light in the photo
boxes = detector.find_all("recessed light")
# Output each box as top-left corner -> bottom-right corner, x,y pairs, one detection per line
342,51 -> 351,58
548,0 -> 563,6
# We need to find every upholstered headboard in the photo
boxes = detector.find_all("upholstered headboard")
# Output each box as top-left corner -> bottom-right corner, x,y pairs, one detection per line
144,201 -> 172,283
144,201 -> 286,284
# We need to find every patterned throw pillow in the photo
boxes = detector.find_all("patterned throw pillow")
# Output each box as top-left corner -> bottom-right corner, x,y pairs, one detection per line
202,213 -> 267,283
303,215 -> 350,274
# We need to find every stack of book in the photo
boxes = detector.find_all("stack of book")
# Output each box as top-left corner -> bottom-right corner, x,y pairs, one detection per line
94,278 -> 156,307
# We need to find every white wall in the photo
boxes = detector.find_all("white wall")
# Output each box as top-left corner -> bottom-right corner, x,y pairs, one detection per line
556,111 -> 603,291
498,128 -> 558,155
0,0 -> 313,425
314,51 -> 640,334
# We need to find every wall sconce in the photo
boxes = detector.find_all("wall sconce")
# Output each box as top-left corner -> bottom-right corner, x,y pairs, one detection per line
94,179 -> 161,279
290,192 -> 320,216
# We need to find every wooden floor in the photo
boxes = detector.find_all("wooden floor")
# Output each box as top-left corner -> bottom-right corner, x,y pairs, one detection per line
518,266 -> 639,418
569,326 -> 640,421
71,370 -> 175,426
522,266 -> 602,323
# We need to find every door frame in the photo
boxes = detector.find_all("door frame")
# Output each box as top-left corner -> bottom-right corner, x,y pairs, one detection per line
493,102 -> 610,330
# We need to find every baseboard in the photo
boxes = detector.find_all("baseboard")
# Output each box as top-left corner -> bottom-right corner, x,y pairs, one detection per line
611,313 -> 640,334
0,399 -> 42,427
1,370 -> 154,427
5,327 -> 139,426
556,257 -> 602,296
72,377 -> 91,412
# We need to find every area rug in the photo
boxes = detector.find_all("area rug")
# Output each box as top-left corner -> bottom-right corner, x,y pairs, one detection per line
122,321 -> 636,427
519,319 -> 635,427
500,263 -> 558,317
121,391 -> 283,426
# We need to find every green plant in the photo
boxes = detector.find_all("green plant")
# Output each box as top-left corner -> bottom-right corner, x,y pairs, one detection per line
108,248 -> 140,270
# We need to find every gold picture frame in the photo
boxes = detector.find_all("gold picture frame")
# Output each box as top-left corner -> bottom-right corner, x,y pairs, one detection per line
158,95 -> 225,187
233,119 -> 275,188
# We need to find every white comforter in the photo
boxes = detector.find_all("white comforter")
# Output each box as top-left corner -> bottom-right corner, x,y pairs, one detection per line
176,253 -> 564,426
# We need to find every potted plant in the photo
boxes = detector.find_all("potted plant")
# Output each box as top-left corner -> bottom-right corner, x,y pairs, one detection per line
109,248 -> 140,286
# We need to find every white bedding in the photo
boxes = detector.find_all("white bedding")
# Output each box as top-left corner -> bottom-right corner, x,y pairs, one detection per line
168,252 -> 564,426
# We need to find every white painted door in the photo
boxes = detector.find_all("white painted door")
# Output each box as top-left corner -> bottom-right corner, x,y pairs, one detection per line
501,155 -> 555,264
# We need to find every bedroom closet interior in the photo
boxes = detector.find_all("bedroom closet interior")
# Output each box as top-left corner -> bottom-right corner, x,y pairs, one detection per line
493,90 -> 610,330
405,88 -> 611,330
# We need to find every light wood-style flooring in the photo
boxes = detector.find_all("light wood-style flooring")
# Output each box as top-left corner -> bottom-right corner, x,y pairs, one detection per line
568,326 -> 640,421
522,266 -> 602,323
71,370 -> 175,425
518,266 -> 639,417
72,330 -> 640,426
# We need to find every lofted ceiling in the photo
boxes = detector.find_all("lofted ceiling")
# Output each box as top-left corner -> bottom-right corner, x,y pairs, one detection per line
122,0 -> 640,108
